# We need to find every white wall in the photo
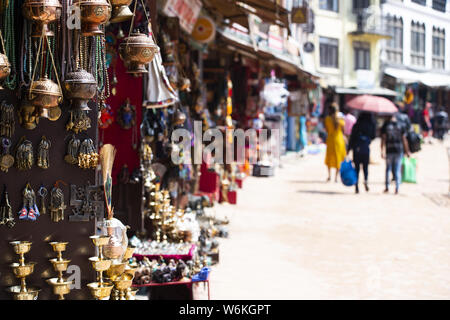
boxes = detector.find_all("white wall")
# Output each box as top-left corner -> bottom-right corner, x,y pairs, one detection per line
381,0 -> 450,72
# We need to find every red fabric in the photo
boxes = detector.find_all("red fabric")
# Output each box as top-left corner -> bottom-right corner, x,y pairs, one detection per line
100,52 -> 143,185
219,190 -> 237,205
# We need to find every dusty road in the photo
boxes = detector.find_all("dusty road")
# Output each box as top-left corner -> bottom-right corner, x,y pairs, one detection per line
210,138 -> 450,299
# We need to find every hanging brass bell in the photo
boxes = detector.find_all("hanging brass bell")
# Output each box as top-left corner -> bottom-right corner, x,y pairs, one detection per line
119,31 -> 159,75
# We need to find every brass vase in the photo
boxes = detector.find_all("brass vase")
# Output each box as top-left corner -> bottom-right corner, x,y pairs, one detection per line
64,69 -> 97,111
119,32 -> 159,75
110,0 -> 133,23
0,53 -> 11,90
74,0 -> 111,36
22,0 -> 62,38
29,76 -> 63,109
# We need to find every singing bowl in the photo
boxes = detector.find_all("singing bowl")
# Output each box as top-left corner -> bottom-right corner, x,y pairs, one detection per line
49,242 -> 68,253
109,0 -> 133,23
47,278 -> 72,296
89,257 -> 112,272
0,53 -> 11,89
87,282 -> 113,300
74,0 -> 111,36
10,263 -> 36,278
22,0 -> 62,37
90,235 -> 110,247
7,286 -> 40,300
64,69 -> 97,110
49,259 -> 71,273
10,241 -> 32,255
119,32 -> 159,74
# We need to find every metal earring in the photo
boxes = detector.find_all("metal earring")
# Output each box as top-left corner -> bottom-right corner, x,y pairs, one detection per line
0,101 -> 15,138
0,138 -> 14,172
65,136 -> 81,165
37,136 -> 51,169
15,138 -> 34,171
50,185 -> 66,223
0,185 -> 15,228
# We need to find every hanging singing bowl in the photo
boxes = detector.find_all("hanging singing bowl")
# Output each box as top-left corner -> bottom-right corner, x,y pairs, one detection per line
0,53 -> 11,90
29,76 -> 63,109
119,32 -> 159,75
64,69 -> 97,111
109,0 -> 133,23
74,0 -> 111,36
22,0 -> 62,38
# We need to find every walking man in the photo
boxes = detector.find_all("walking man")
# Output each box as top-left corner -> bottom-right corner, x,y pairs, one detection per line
381,114 -> 411,194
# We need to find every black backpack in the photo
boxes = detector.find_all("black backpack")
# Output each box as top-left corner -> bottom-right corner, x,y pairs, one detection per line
407,131 -> 421,153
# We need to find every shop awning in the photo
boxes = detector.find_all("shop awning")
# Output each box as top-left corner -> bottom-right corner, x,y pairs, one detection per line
335,87 -> 399,97
384,67 -> 450,88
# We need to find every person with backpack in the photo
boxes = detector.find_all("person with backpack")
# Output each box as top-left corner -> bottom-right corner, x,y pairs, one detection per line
381,114 -> 411,194
347,112 -> 376,194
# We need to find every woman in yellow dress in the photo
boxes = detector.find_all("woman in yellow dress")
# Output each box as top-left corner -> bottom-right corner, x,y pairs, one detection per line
324,103 -> 347,182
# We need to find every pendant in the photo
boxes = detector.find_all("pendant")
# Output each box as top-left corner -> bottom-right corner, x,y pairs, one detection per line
18,183 -> 40,221
117,98 -> 136,130
15,138 -> 34,171
0,101 -> 15,138
0,185 -> 15,228
78,138 -> 99,169
66,109 -> 91,133
37,136 -> 51,169
38,185 -> 47,215
49,186 -> 66,223
0,138 -> 14,172
64,136 -> 80,165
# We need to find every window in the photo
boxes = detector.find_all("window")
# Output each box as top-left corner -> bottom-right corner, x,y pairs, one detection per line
432,27 -> 445,69
386,16 -> 403,64
411,0 -> 427,5
354,41 -> 371,70
319,0 -> 338,12
432,0 -> 447,12
320,37 -> 339,68
411,22 -> 425,66
353,0 -> 370,11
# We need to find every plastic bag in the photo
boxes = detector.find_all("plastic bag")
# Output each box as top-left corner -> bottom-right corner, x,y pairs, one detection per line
340,159 -> 357,187
402,157 -> 417,184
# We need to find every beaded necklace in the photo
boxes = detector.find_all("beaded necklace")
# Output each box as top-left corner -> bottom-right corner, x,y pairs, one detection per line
2,0 -> 16,90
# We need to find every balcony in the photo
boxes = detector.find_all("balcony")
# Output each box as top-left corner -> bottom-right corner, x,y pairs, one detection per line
349,8 -> 392,40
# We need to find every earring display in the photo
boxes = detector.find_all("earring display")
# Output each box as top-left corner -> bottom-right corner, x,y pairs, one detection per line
78,138 -> 99,169
0,185 -> 15,228
15,138 -> 34,171
49,185 -> 66,223
18,183 -> 40,221
1,138 -> 14,172
64,136 -> 81,165
0,101 -> 15,138
37,136 -> 51,169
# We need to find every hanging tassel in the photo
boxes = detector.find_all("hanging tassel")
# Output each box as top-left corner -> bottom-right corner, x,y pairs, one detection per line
64,135 -> 80,165
37,136 -> 51,169
15,138 -> 34,171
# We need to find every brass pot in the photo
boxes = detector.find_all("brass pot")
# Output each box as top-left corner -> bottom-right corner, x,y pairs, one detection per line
110,0 -> 133,23
74,0 -> 111,36
22,0 -> 62,38
64,69 -> 97,110
29,76 -> 63,109
0,53 -> 11,90
119,32 -> 159,74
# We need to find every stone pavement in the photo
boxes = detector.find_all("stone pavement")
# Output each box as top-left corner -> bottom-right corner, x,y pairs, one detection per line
209,138 -> 450,300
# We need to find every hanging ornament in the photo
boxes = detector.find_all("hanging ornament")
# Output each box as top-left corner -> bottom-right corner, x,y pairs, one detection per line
22,0 -> 62,38
0,185 -> 15,228
0,29 -> 11,90
38,185 -> 47,215
73,0 -> 112,36
99,103 -> 114,129
66,108 -> 91,133
37,136 -> 51,169
18,99 -> 39,130
49,183 -> 66,223
110,0 -> 133,23
64,69 -> 97,111
78,138 -> 99,169
18,183 -> 40,221
15,137 -> 34,171
0,138 -> 14,172
64,135 -> 81,165
117,98 -> 136,130
1,1 -> 16,90
0,101 -> 15,137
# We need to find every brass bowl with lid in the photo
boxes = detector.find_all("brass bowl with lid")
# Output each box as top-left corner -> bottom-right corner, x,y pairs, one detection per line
29,76 -> 63,109
119,32 -> 159,74
64,69 -> 97,110
22,0 -> 62,38
74,0 -> 111,36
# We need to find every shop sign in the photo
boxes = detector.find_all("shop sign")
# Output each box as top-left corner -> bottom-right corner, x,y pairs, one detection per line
291,7 -> 308,24
191,15 -> 216,44
162,0 -> 202,34
303,41 -> 314,53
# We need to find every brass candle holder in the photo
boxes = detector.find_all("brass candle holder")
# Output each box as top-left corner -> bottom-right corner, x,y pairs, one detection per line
87,235 -> 113,300
122,246 -> 138,300
46,242 -> 73,300
7,241 -> 40,300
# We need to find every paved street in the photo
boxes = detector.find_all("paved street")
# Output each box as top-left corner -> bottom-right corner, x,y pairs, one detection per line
210,138 -> 450,300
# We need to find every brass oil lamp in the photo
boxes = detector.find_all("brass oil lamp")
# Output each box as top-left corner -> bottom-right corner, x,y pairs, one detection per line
22,0 -> 62,38
64,69 -> 97,111
74,0 -> 112,36
29,76 -> 63,109
119,31 -> 159,75
109,0 -> 133,23
0,53 -> 10,90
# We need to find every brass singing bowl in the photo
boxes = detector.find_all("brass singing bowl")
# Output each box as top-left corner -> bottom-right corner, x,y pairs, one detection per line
74,0 -> 111,36
10,241 -> 32,255
87,282 -> 114,300
7,286 -> 40,300
49,242 -> 68,253
90,235 -> 110,247
49,259 -> 71,273
22,0 -> 62,37
112,273 -> 133,291
106,262 -> 126,281
47,278 -> 72,296
29,77 -> 63,109
109,0 -> 133,23
89,257 -> 112,272
64,69 -> 97,110
10,263 -> 36,278
119,32 -> 159,74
